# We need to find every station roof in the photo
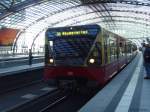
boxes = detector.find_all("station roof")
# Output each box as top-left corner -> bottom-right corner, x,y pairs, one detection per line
0,0 -> 150,50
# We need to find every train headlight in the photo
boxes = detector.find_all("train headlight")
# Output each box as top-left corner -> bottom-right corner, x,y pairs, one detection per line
89,58 -> 95,64
49,58 -> 54,63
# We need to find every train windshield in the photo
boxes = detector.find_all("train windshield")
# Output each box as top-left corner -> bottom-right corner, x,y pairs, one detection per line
46,25 -> 100,66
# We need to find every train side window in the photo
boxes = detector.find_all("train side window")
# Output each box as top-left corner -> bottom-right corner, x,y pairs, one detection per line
126,42 -> 132,57
119,43 -> 122,56
117,42 -> 124,58
109,40 -> 117,62
104,41 -> 108,64
120,42 -> 126,57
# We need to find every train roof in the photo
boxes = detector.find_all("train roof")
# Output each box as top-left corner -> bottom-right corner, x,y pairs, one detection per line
46,24 -> 100,30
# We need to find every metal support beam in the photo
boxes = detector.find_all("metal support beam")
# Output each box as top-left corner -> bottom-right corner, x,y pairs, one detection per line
101,3 -> 117,30
80,0 -> 150,6
0,0 -> 45,20
80,0 -> 116,4
0,2 -> 9,10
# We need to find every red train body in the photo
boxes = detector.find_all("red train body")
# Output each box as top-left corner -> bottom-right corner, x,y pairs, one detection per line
44,24 -> 137,87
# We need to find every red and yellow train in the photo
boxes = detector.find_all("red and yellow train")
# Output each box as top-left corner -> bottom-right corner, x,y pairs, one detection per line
44,24 -> 137,87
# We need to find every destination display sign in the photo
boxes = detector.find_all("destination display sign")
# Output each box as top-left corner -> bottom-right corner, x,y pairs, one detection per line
56,30 -> 88,36
46,25 -> 101,40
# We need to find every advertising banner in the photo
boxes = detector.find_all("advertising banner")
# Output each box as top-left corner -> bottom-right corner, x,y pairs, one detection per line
0,28 -> 19,46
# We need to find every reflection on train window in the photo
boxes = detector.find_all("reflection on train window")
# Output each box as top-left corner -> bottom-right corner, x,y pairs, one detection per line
51,37 -> 96,66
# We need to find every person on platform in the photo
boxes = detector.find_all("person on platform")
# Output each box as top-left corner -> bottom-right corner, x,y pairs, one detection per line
28,49 -> 33,65
143,44 -> 150,79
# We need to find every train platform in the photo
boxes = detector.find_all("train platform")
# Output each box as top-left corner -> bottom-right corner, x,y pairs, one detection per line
0,54 -> 43,61
0,63 -> 44,76
79,52 -> 150,112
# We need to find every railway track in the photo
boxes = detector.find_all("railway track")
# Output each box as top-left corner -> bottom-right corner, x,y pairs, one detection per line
42,89 -> 99,112
0,68 -> 43,94
4,87 -> 98,112
4,89 -> 69,112
1,77 -> 100,112
39,91 -> 69,112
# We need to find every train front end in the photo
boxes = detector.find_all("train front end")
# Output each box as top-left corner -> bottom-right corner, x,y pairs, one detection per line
44,25 -> 104,87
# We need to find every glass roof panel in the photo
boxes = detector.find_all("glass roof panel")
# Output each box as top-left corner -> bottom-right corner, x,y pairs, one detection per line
1,0 -> 150,53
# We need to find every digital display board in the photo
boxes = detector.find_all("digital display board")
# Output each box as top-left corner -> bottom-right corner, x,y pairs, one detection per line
56,30 -> 88,36
46,24 -> 100,40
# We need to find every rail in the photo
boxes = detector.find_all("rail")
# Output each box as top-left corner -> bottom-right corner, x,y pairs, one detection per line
4,89 -> 69,112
